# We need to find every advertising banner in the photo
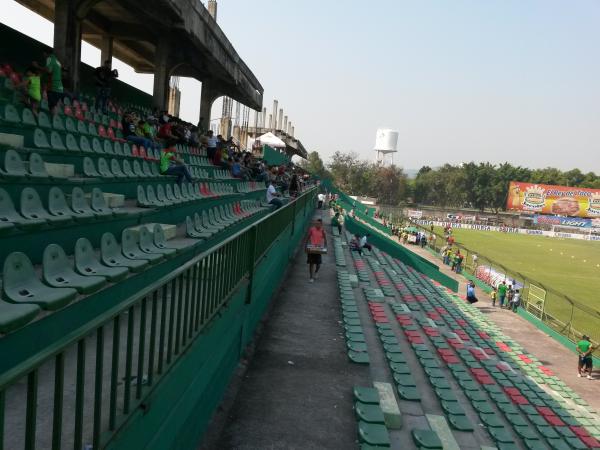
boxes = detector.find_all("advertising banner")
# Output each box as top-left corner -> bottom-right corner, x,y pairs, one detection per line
507,182 -> 600,218
407,210 -> 423,219
533,215 -> 592,228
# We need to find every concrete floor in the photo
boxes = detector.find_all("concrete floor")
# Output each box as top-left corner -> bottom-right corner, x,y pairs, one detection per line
206,210 -> 369,450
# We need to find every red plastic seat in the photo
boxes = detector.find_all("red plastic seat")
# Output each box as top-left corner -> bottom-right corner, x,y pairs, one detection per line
63,105 -> 73,116
131,145 -> 140,157
98,125 -> 107,138
138,146 -> 147,159
81,102 -> 88,112
107,128 -> 116,141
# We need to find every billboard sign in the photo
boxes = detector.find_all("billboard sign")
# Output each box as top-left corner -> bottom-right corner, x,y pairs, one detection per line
507,182 -> 600,218
407,210 -> 423,219
533,215 -> 592,228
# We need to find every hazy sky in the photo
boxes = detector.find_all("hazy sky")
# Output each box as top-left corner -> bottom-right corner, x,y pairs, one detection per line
2,0 -> 600,171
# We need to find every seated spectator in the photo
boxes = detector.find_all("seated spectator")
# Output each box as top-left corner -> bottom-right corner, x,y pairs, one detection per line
360,234 -> 372,252
231,157 -> 249,180
18,65 -> 41,116
136,119 -> 154,139
159,142 -> 194,185
122,111 -> 157,151
158,116 -> 179,141
350,234 -> 362,254
266,179 -> 283,209
289,173 -> 300,197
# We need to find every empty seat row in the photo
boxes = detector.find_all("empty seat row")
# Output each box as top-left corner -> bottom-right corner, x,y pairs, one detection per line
26,127 -> 162,160
237,181 -> 265,193
185,201 -> 265,240
0,149 -> 51,179
213,169 -> 233,179
187,155 -> 213,167
83,156 -> 171,180
0,186 -> 126,232
0,225 -> 188,332
136,182 -> 236,208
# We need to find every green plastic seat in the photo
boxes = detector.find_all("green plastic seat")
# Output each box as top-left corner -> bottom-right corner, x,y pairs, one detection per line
29,128 -> 50,149
50,131 -> 66,151
97,158 -> 114,178
136,186 -> 153,207
394,373 -> 416,387
142,161 -> 153,177
121,229 -> 164,263
355,402 -> 385,424
65,117 -> 76,133
0,299 -> 40,333
390,362 -> 411,374
472,401 -> 494,414
90,189 -> 114,217
21,187 -> 70,224
48,187 -> 74,221
412,429 -> 442,449
146,186 -> 163,207
3,252 -> 77,310
43,244 -> 106,294
35,111 -> 50,128
441,400 -> 464,415
397,386 -> 421,401
83,157 -> 100,177
79,135 -> 92,153
52,115 -> 64,131
358,421 -> 390,447
103,140 -> 114,155
28,153 -> 50,178
122,160 -> 136,178
354,386 -> 380,404
74,237 -> 128,282
133,160 -> 147,177
0,188 -> 44,229
1,103 -> 20,124
21,108 -> 37,127
488,427 -> 515,444
165,184 -> 181,204
77,120 -> 88,135
100,233 -> 148,272
88,123 -> 98,136
3,149 -> 27,178
348,351 -> 370,364
65,133 -> 79,151
122,143 -> 132,156
139,226 -> 176,257
186,216 -> 207,239
91,137 -> 104,154
70,187 -> 96,220
113,142 -> 123,156
504,413 -> 527,426
480,413 -> 504,428
110,159 -> 126,178
153,224 -> 187,253
448,414 -> 474,431
194,213 -> 216,236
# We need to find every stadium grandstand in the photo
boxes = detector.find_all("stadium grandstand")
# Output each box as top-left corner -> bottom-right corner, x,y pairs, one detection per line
1,1 -> 600,450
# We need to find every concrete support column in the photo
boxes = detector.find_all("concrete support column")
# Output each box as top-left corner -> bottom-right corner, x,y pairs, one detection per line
199,79 -> 220,132
283,116 -> 288,134
100,35 -> 114,66
261,107 -> 266,128
272,100 -> 278,130
153,39 -> 171,110
278,109 -> 284,132
53,0 -> 82,92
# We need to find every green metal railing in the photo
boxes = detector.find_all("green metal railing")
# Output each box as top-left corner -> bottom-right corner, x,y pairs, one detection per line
0,188 -> 316,450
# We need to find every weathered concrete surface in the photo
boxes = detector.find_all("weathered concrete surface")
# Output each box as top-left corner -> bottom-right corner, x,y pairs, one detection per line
203,212 -> 368,450
391,237 -> 600,412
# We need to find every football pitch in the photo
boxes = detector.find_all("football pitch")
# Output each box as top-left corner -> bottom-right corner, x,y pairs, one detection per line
433,226 -> 600,336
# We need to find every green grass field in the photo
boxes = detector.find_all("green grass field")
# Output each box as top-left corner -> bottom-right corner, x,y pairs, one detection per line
433,226 -> 600,338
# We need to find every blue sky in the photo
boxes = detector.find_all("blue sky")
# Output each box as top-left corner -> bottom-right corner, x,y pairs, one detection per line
2,0 -> 600,171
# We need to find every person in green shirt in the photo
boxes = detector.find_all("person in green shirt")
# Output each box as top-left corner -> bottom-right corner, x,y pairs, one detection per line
159,143 -> 194,185
577,335 -> 594,379
497,281 -> 507,308
34,49 -> 64,113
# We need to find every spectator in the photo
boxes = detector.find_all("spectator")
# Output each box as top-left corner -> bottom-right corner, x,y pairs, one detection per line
317,192 -> 325,209
506,285 -> 514,308
511,289 -> 521,312
158,116 -> 179,141
305,218 -> 327,283
159,143 -> 194,185
576,335 -> 594,379
331,212 -> 342,235
455,251 -> 464,273
231,157 -> 248,179
360,234 -> 372,252
266,179 -> 283,209
19,65 -> 41,116
350,234 -> 362,254
94,59 -> 118,113
420,233 -> 427,248
466,281 -> 478,304
289,173 -> 300,197
497,281 -> 507,308
206,130 -> 218,160
122,112 -> 157,151
34,49 -> 64,114
490,288 -> 497,307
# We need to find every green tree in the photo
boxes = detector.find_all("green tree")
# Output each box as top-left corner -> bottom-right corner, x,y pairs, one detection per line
299,151 -> 329,179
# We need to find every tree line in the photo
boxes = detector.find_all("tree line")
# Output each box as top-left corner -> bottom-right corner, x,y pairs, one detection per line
299,151 -> 600,212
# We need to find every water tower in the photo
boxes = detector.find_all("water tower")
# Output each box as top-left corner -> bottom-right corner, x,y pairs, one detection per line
374,128 -> 399,165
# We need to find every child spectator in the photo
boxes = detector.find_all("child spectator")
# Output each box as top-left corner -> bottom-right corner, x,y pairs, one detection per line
19,66 -> 41,116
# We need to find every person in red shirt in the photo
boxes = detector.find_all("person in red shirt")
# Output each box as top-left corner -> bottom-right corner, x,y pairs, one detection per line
305,219 -> 327,283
